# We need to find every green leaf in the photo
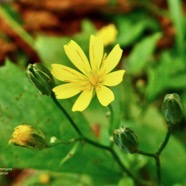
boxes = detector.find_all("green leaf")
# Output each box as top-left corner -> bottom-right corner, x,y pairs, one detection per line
126,33 -> 161,75
81,19 -> 96,34
114,14 -> 159,47
35,36 -> 70,68
0,61 -> 120,185
14,170 -> 94,186
146,52 -> 186,101
168,0 -> 185,58
118,176 -> 135,186
116,20 -> 148,47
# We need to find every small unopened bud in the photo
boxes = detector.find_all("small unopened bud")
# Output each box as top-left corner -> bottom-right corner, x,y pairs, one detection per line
9,124 -> 48,150
161,93 -> 183,126
113,126 -> 138,154
26,63 -> 54,95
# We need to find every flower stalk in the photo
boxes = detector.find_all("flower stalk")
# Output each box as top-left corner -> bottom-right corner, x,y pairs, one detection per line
51,93 -> 83,137
50,92 -> 147,186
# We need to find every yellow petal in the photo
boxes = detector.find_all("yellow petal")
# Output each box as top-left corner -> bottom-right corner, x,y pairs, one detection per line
102,70 -> 125,86
64,40 -> 91,75
96,24 -> 117,46
52,83 -> 81,99
96,85 -> 114,106
72,88 -> 93,112
89,35 -> 103,71
51,64 -> 86,82
103,44 -> 123,73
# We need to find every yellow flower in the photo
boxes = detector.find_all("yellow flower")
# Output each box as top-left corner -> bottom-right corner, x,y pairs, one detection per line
96,24 -> 118,46
51,35 -> 125,112
9,124 -> 48,150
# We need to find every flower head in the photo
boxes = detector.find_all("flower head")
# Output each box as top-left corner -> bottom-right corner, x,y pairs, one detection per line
96,24 -> 117,46
51,35 -> 125,112
9,124 -> 48,150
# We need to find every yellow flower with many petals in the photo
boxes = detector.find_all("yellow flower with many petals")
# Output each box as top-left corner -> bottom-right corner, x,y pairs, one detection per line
51,35 -> 125,112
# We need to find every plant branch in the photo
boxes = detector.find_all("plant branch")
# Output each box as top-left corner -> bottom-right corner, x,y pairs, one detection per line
51,93 -> 83,137
137,129 -> 172,185
109,148 -> 148,186
50,93 -> 148,185
0,5 -> 34,48
155,155 -> 161,185
156,129 -> 171,155
48,138 -> 81,148
108,104 -> 114,134
137,150 -> 156,158
138,149 -> 161,185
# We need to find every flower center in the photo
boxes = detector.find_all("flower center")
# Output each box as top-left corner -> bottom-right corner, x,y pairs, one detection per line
88,71 -> 104,88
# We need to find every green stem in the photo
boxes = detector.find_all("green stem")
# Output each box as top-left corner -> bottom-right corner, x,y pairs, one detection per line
138,150 -> 161,185
83,137 -> 110,151
51,93 -> 83,137
108,104 -> 114,134
50,93 -> 146,185
0,5 -> 34,48
155,156 -> 161,185
137,150 -> 156,158
156,129 -> 171,155
48,138 -> 81,148
137,129 -> 171,185
109,148 -> 146,185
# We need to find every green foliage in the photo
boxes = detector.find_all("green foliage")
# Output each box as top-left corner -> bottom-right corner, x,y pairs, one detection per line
168,0 -> 185,58
0,61 -> 121,185
12,171 -> 94,186
126,33 -> 161,75
113,13 -> 160,47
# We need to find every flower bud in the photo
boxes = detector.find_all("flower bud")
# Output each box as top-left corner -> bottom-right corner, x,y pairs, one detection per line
113,126 -> 138,154
9,124 -> 48,150
26,63 -> 54,95
161,93 -> 183,126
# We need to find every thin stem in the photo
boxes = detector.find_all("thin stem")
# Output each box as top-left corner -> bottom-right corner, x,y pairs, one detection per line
137,129 -> 172,185
48,138 -> 81,148
156,129 -> 171,155
138,150 -> 161,185
155,156 -> 161,185
137,150 -> 156,158
83,138 -> 146,186
109,148 -> 146,185
50,93 -> 147,185
108,104 -> 114,134
84,137 -> 110,151
51,93 -> 83,137
108,104 -> 113,123
0,5 -> 34,48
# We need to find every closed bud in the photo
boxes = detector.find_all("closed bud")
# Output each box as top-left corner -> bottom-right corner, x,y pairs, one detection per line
26,63 -> 54,95
161,93 -> 183,126
9,124 -> 48,150
113,126 -> 138,154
